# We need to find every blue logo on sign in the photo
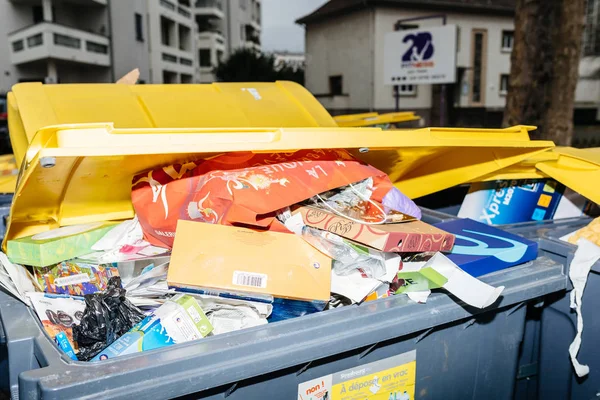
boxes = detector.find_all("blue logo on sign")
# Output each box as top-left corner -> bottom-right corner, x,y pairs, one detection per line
402,32 -> 434,62
451,229 -> 528,263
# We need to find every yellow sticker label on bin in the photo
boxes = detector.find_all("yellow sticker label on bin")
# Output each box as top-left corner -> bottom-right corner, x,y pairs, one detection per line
298,350 -> 416,400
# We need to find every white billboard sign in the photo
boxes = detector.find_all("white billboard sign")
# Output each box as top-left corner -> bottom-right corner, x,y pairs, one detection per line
384,24 -> 457,85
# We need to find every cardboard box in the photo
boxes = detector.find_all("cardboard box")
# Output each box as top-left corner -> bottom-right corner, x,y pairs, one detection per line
434,218 -> 538,277
91,294 -> 213,361
7,222 -> 117,267
457,179 -> 589,225
167,220 -> 331,302
294,206 -> 454,253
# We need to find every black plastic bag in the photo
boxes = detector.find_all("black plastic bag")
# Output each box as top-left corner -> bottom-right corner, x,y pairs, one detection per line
72,276 -> 145,361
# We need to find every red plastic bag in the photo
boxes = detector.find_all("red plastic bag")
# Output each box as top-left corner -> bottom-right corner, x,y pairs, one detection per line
131,149 -> 393,248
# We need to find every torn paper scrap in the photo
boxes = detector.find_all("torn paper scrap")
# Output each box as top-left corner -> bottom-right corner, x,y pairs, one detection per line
330,269 -> 383,303
0,253 -> 38,304
407,290 -> 431,304
429,253 -> 504,308
397,253 -> 504,309
568,238 -> 600,377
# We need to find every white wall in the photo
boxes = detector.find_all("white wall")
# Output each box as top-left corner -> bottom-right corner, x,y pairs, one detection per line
147,0 -> 196,83
373,7 -> 513,110
304,9 -> 375,110
0,2 -> 35,93
110,0 -> 151,82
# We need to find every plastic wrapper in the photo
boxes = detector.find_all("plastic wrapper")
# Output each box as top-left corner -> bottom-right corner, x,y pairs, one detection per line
301,226 -> 387,279
310,178 -> 418,223
382,186 -> 422,220
72,276 -> 145,361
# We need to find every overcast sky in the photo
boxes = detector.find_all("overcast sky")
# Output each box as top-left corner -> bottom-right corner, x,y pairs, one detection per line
261,0 -> 328,53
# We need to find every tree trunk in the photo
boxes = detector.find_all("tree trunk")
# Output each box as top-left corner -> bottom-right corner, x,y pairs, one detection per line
503,0 -> 585,145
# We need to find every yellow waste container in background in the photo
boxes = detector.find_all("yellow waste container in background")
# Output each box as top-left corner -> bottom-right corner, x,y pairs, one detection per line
334,111 -> 421,128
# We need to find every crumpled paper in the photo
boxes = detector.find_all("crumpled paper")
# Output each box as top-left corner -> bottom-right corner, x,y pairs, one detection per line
568,238 -> 600,377
397,253 -> 504,309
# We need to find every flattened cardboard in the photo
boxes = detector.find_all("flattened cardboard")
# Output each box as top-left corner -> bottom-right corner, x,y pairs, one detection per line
167,220 -> 332,302
294,206 -> 455,252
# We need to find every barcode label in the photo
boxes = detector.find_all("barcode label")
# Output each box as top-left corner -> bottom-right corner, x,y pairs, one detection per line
232,271 -> 267,289
54,273 -> 91,287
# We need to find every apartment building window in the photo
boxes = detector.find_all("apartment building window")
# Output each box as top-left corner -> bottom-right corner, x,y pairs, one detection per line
329,75 -> 343,96
217,49 -> 224,63
32,5 -> 55,23
161,17 -> 176,47
163,70 -> 177,84
501,30 -> 514,52
199,49 -> 211,67
583,0 -> 600,56
135,13 -> 144,42
397,84 -> 416,96
471,29 -> 487,105
181,74 -> 193,84
499,74 -> 509,95
178,24 -> 192,51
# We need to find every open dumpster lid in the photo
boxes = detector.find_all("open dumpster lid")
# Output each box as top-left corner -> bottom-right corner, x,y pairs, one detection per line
2,123 -> 552,247
7,81 -> 338,169
469,147 -> 600,205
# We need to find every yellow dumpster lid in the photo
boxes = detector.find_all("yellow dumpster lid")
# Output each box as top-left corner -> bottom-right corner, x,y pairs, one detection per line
535,147 -> 600,204
465,147 -> 600,205
7,81 -> 338,169
335,112 -> 420,127
333,112 -> 379,123
3,123 -> 553,248
0,155 -> 18,193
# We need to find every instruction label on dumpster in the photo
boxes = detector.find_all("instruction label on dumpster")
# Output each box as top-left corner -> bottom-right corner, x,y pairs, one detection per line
298,350 -> 416,400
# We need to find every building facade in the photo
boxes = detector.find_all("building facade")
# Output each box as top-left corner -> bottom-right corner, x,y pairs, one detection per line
0,0 -> 260,91
195,0 -> 261,82
297,0 -> 600,128
0,0 -> 112,93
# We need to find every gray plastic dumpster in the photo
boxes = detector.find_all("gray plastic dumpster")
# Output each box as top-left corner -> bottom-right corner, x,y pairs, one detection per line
421,206 -> 600,400
500,217 -> 599,400
0,248 -> 566,400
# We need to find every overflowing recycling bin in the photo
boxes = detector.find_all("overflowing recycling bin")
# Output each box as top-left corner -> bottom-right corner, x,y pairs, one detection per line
0,81 -> 580,400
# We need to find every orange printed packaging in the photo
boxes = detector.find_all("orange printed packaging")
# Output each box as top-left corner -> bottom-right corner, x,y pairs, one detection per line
131,149 -> 395,249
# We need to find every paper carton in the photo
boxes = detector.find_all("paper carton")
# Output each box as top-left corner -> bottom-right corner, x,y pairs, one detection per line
7,222 -> 117,267
434,218 -> 538,277
167,220 -> 332,303
457,179 -> 588,224
294,206 -> 454,252
91,294 -> 212,361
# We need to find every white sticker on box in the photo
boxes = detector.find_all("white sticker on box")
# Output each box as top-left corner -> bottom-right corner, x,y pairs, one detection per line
54,273 -> 91,287
232,271 -> 267,289
186,305 -> 202,324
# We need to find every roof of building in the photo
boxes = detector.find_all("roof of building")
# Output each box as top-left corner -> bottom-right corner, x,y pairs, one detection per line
296,0 -> 516,25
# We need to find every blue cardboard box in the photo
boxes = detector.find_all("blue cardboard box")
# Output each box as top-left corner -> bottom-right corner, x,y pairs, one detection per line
457,179 -> 573,224
434,218 -> 538,277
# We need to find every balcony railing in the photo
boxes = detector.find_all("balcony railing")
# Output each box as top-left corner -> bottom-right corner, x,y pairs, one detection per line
197,31 -> 226,49
8,22 -> 110,66
195,0 -> 222,10
194,0 -> 224,19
